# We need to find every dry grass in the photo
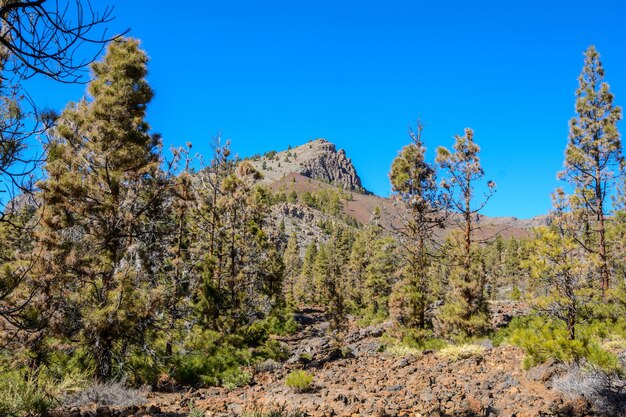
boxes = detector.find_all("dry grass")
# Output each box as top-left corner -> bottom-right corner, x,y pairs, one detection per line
602,337 -> 626,354
241,403 -> 307,417
437,343 -> 485,361
386,344 -> 422,357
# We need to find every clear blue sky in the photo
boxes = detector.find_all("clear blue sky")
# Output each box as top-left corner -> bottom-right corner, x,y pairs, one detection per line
25,0 -> 626,219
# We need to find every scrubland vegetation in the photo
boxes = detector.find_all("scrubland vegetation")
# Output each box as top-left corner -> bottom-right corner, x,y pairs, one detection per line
1,2 -> 626,416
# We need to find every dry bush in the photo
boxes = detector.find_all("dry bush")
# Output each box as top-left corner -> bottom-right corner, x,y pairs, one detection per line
255,359 -> 281,373
553,364 -> 626,417
63,381 -> 146,408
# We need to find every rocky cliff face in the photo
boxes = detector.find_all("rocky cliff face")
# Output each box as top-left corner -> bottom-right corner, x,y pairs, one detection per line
267,202 -> 354,255
298,140 -> 363,191
249,139 -> 364,192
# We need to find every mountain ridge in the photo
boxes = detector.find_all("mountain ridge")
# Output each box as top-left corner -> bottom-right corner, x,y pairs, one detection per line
249,138 -> 547,235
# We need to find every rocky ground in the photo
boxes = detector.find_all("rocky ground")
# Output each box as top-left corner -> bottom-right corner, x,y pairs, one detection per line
60,304 -> 599,417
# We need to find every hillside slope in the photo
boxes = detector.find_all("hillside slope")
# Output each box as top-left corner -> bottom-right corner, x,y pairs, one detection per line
251,139 -> 547,242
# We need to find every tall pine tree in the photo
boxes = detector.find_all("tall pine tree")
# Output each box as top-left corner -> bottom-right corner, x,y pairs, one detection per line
559,46 -> 623,299
389,121 -> 447,328
37,38 -> 166,381
435,128 -> 495,337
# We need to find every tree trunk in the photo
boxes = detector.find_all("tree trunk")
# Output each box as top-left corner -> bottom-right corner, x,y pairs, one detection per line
595,165 -> 609,299
94,339 -> 113,381
567,310 -> 576,341
416,237 -> 426,328
464,172 -> 472,277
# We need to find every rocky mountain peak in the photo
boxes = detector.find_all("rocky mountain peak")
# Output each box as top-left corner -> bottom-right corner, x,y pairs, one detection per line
249,138 -> 365,192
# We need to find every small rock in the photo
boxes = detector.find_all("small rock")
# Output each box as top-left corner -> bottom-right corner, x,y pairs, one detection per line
385,384 -> 404,392
96,406 -> 110,417
147,405 -> 161,414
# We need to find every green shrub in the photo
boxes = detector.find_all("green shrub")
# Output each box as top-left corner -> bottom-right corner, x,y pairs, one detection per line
285,370 -> 314,393
401,328 -> 447,351
510,286 -> 522,301
503,315 -> 623,373
253,339 -> 289,363
126,345 -> 164,387
171,328 -> 251,386
243,314 -> 297,345
221,368 -> 252,390
188,402 -> 205,417
0,371 -> 55,416
490,315 -> 534,347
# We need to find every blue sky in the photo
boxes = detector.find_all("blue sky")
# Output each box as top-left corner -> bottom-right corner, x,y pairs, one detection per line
24,0 -> 626,219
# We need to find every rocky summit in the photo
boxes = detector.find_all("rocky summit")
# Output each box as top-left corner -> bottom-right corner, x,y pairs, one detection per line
250,139 -> 365,192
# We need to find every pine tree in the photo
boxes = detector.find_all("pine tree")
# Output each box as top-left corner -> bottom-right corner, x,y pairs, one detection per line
161,144 -> 195,358
296,242 -> 317,304
0,1 -> 117,221
313,243 -> 331,305
503,237 -> 531,300
527,189 -> 595,340
309,225 -> 351,330
364,236 -> 398,318
559,46 -> 623,299
283,232 -> 302,305
483,236 -> 506,300
346,226 -> 378,312
0,207 -> 38,350
191,139 -> 282,333
435,128 -> 495,337
36,38 -> 166,381
388,121 -> 447,328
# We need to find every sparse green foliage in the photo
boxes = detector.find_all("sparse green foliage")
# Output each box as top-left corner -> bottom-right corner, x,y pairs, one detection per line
283,233 -> 302,305
389,121 -> 446,329
435,129 -> 495,338
559,46 -> 623,298
221,369 -> 252,390
295,242 -> 317,304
